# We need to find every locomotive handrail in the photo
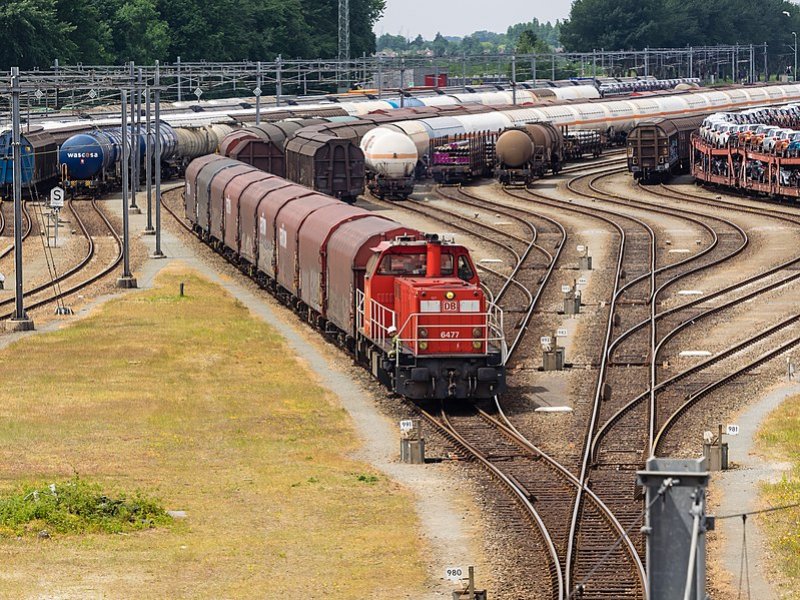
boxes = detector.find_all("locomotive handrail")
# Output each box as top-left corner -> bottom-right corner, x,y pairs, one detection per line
357,292 -> 507,361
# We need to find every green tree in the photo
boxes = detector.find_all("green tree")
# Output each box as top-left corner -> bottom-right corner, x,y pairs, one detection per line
377,33 -> 408,52
432,32 -> 450,57
561,0 -> 800,51
104,0 -> 169,64
55,0 -> 112,64
0,0 -> 75,69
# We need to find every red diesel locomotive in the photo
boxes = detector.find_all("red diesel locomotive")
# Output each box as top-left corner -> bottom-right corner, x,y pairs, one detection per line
184,155 -> 507,400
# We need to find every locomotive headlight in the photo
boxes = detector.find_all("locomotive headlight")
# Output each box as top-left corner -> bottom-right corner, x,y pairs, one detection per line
472,327 -> 482,338
419,328 -> 429,338
419,341 -> 429,350
445,291 -> 456,300
472,341 -> 483,350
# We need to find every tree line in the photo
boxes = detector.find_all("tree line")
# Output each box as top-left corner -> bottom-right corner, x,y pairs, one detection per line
562,0 -> 800,53
0,0 -> 385,69
376,19 -> 560,57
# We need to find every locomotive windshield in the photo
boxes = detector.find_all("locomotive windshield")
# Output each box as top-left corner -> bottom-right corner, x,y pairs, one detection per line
376,252 -> 475,281
378,253 -> 453,276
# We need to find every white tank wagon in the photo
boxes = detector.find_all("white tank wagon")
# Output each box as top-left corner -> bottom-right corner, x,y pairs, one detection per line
361,128 -> 419,199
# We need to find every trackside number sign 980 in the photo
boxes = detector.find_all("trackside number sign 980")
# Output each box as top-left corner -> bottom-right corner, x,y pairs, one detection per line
445,567 -> 464,581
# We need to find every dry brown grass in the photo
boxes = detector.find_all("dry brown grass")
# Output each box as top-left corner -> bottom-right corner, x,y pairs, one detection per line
0,264 -> 428,598
757,393 -> 800,599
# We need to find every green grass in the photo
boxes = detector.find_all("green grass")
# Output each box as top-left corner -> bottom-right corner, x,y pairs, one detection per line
0,476 -> 169,536
757,394 -> 800,595
0,263 -> 429,598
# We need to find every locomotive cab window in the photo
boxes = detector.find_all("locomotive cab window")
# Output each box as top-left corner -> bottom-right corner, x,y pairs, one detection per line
377,253 -> 455,276
457,255 -> 475,281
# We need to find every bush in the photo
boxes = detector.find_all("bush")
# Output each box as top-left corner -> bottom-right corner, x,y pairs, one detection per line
0,476 -> 171,536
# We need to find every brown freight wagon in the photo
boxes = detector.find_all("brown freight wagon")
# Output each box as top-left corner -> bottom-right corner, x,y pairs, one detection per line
297,204 -> 374,316
184,154 -> 229,231
194,158 -> 243,236
233,177 -> 294,273
284,131 -> 365,202
274,194 -> 340,296
210,170 -> 274,251
627,114 -> 705,182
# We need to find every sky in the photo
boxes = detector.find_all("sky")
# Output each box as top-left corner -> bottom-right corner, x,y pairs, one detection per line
373,0 -> 573,40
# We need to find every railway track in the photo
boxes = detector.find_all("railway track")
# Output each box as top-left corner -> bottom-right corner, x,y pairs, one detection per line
0,199 -> 122,319
423,167 -> 658,598
398,176 -> 650,598
0,199 -> 33,261
560,168 -> 800,597
382,161 -> 795,598
480,162 -> 757,596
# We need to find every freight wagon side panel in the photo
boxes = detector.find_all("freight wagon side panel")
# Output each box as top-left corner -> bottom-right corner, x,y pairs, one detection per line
235,178 -> 293,266
195,158 -> 241,235
315,139 -> 365,200
234,138 -> 287,177
297,205 -> 372,313
209,165 -> 257,244
184,155 -> 228,226
220,171 -> 275,256
255,185 -> 316,279
274,194 -> 339,295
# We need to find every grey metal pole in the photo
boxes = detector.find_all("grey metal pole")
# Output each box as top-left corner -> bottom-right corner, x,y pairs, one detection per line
129,62 -> 138,211
9,66 -> 31,328
135,67 -> 143,194
400,66 -> 405,107
127,61 -> 136,210
377,55 -> 383,98
116,90 -> 136,288
689,46 -> 693,79
551,53 -> 555,80
532,56 -> 536,86
154,61 -> 164,258
177,56 -> 182,102
256,61 -> 261,126
276,55 -> 282,107
511,55 -> 517,105
144,85 -> 154,234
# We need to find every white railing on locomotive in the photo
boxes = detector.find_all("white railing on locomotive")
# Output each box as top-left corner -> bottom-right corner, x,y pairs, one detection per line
363,293 -> 398,348
391,303 -> 506,357
391,310 -> 507,359
357,291 -> 507,360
